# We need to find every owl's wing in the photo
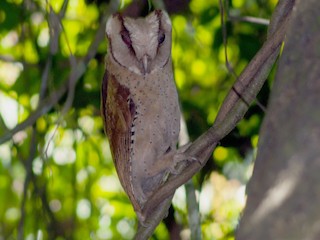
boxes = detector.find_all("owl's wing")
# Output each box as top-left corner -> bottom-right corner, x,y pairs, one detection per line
101,71 -> 140,211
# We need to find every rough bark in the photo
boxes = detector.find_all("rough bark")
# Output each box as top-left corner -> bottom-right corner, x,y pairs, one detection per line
236,0 -> 320,239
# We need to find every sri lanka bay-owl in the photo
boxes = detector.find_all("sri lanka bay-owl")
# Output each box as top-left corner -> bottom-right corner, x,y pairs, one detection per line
101,10 -> 181,223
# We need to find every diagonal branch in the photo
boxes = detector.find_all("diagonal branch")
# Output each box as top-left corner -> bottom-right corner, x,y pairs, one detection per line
135,0 -> 295,238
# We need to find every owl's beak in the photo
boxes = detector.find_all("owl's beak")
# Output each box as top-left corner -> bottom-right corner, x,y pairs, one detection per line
142,55 -> 150,74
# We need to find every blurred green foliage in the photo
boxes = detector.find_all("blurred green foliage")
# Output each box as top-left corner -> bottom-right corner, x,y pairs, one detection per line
0,0 -> 276,239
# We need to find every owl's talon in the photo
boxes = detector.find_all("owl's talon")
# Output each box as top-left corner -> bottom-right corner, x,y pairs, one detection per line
170,151 -> 198,174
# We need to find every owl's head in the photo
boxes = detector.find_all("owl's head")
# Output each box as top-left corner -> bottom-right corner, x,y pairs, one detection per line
106,10 -> 172,75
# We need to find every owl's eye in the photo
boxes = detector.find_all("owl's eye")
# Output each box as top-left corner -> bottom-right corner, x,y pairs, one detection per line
158,32 -> 165,45
120,30 -> 132,47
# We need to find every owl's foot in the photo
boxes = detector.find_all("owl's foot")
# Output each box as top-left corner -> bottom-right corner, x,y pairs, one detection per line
169,143 -> 199,175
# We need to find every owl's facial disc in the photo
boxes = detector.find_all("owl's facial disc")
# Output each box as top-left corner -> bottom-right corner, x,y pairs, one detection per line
106,10 -> 172,75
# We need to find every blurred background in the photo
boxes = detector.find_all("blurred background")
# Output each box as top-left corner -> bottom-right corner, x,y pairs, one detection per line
0,0 -> 277,239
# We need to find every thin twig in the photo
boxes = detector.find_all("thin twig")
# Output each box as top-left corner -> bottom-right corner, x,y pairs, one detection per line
220,0 -> 267,113
219,0 -> 237,78
229,16 -> 270,26
18,3 -> 57,235
0,55 -> 37,67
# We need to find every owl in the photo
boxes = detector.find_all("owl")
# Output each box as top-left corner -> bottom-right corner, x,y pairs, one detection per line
101,10 -> 181,223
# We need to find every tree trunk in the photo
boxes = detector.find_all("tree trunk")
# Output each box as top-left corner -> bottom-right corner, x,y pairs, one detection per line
236,0 -> 320,239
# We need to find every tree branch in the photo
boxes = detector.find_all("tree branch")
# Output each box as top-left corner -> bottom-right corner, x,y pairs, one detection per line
180,116 -> 202,240
135,0 -> 295,238
18,126 -> 37,240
